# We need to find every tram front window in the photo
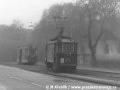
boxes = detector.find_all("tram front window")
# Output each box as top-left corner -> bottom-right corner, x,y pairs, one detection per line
29,47 -> 37,56
62,43 -> 74,54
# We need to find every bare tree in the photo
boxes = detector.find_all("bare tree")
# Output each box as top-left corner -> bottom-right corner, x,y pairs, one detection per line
12,19 -> 24,30
77,0 -> 119,66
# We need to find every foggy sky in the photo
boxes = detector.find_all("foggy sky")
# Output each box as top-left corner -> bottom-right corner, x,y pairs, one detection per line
0,0 -> 75,28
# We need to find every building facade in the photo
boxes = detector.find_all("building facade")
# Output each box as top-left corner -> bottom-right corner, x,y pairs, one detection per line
77,31 -> 120,65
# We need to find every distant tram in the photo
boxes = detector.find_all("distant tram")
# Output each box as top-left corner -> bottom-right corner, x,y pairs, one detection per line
45,36 -> 77,72
17,46 -> 37,65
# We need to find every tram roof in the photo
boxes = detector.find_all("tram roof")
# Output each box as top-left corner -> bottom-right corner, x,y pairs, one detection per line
18,46 -> 36,49
18,47 -> 29,49
48,38 -> 76,44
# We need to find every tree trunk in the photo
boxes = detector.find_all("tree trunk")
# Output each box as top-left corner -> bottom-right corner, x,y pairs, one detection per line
90,47 -> 97,67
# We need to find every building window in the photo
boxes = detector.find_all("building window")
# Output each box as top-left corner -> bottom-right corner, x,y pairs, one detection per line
105,44 -> 109,54
118,44 -> 120,53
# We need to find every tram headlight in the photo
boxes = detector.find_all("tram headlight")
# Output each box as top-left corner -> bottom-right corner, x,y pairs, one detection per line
61,58 -> 64,63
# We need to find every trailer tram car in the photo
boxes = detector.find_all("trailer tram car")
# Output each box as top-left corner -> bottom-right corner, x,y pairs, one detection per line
45,37 -> 78,72
17,46 -> 37,65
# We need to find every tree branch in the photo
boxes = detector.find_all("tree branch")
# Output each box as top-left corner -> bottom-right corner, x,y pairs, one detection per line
93,4 -> 115,48
86,5 -> 93,49
93,30 -> 105,48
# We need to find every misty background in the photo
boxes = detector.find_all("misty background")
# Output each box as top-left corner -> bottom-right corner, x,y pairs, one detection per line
0,0 -> 120,63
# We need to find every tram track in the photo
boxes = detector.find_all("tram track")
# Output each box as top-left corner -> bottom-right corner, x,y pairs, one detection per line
1,62 -> 120,87
33,68 -> 120,87
27,64 -> 120,87
14,64 -> 120,87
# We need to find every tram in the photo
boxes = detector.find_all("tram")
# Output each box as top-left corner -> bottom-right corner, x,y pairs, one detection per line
45,36 -> 78,72
17,46 -> 37,65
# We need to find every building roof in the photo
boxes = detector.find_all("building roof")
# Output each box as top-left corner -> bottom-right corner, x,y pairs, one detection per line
100,30 -> 120,41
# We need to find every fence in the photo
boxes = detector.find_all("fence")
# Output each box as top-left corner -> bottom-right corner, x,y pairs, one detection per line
77,54 -> 91,65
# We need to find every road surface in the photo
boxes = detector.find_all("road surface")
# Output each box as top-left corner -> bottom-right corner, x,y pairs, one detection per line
0,65 -> 117,90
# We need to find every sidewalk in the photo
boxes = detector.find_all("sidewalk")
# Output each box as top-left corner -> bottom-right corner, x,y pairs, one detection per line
77,65 -> 120,74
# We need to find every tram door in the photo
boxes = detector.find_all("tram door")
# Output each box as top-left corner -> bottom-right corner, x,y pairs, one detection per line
22,49 -> 28,63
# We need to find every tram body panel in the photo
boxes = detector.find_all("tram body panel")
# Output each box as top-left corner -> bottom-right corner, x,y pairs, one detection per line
21,49 -> 27,63
46,43 -> 54,63
17,46 -> 37,65
45,38 -> 78,71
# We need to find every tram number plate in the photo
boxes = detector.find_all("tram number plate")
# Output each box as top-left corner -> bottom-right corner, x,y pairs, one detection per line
61,58 -> 64,63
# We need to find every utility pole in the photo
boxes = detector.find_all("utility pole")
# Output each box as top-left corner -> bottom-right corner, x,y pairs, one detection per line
17,26 -> 22,64
53,16 -> 67,38
28,22 -> 35,46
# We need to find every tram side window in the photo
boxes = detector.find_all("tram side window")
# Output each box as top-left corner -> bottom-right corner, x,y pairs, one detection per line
47,45 -> 50,53
58,43 -> 62,53
47,44 -> 54,54
22,49 -> 26,60
69,43 -> 73,53
62,43 -> 67,53
25,49 -> 28,56
74,43 -> 77,53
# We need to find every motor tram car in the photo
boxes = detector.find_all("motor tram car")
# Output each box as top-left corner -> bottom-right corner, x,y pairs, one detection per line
17,46 -> 37,65
45,36 -> 77,72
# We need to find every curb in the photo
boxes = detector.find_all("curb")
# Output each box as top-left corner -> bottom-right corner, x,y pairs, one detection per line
77,67 -> 120,75
47,73 -> 120,87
